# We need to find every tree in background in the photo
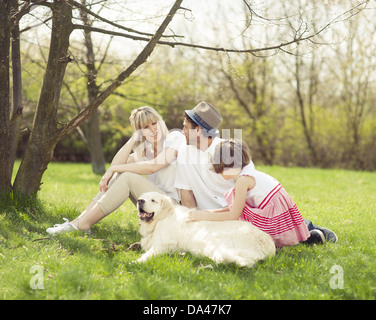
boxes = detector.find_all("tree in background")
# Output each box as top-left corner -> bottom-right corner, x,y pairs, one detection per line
1,0 -> 184,197
77,0 -> 107,174
0,0 -> 371,200
333,11 -> 375,170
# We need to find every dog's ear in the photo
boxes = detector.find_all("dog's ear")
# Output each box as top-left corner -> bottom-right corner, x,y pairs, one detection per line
159,196 -> 174,218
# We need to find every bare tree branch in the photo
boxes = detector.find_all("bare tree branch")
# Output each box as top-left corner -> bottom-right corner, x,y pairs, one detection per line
69,0 -> 183,39
71,1 -> 369,55
20,16 -> 52,33
57,0 -> 184,140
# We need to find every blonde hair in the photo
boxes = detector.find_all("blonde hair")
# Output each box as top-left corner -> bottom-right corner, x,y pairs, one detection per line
130,106 -> 168,160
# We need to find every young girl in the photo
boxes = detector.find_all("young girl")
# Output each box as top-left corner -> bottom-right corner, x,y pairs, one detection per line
187,139 -> 311,248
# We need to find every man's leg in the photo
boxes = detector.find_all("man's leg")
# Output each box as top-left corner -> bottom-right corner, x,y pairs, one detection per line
303,219 -> 338,244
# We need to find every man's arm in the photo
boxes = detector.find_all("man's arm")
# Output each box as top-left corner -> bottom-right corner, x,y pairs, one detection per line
180,189 -> 197,208
110,147 -> 177,175
99,148 -> 176,192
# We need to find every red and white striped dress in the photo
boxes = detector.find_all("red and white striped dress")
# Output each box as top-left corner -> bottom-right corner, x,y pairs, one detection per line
224,164 -> 310,247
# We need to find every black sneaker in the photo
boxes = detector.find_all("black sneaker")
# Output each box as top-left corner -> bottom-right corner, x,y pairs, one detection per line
304,229 -> 326,245
316,226 -> 338,243
304,219 -> 338,243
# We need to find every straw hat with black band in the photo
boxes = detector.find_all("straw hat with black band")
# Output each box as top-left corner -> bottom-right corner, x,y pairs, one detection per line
185,101 -> 222,137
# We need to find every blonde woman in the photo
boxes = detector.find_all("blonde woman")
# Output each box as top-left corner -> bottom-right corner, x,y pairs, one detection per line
47,106 -> 185,235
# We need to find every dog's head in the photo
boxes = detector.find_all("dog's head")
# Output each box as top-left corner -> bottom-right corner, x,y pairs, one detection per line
137,192 -> 174,223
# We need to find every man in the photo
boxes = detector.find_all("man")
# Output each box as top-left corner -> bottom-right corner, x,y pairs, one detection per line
175,101 -> 337,244
175,101 -> 251,210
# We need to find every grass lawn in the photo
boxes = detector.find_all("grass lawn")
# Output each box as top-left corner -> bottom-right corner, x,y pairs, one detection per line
1,162 -> 375,300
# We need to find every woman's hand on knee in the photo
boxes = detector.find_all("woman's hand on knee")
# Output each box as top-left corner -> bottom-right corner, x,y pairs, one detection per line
99,168 -> 114,192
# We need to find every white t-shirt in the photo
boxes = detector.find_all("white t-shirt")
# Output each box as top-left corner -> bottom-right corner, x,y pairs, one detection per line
175,137 -> 255,210
136,130 -> 186,201
239,164 -> 280,209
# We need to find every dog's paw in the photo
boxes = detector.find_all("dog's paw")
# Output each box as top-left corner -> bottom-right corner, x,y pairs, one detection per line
127,242 -> 141,251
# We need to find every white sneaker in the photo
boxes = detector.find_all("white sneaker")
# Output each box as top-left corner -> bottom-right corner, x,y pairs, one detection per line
46,218 -> 78,235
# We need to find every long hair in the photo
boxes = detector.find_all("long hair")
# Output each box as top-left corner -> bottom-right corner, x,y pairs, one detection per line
130,106 -> 168,160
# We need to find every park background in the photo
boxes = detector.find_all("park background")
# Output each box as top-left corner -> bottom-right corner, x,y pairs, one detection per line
0,0 -> 375,300
4,0 -> 376,181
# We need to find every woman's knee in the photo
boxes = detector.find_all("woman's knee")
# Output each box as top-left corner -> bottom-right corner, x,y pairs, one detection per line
116,171 -> 139,183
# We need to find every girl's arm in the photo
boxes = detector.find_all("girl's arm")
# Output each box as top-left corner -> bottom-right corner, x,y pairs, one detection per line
186,176 -> 255,222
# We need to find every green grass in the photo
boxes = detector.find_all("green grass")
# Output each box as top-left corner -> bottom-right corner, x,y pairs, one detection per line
1,162 -> 375,300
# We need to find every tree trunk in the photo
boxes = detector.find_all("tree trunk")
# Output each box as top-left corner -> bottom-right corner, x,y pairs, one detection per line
81,1 -> 106,174
294,47 -> 318,166
86,109 -> 106,174
0,0 -> 12,192
13,0 -> 73,196
9,0 -> 23,182
12,0 -> 182,197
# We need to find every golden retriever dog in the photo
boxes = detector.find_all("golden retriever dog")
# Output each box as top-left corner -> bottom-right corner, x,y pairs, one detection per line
136,192 -> 275,267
